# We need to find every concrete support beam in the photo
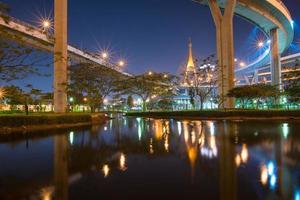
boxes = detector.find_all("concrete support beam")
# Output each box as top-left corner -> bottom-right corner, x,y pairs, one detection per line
54,0 -> 68,112
270,28 -> 282,90
208,0 -> 236,109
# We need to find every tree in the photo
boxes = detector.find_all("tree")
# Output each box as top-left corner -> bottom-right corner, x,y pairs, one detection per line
0,3 -> 50,82
283,61 -> 300,105
228,84 -> 279,109
127,95 -> 134,110
68,63 -> 122,112
187,55 -> 217,110
3,85 -> 31,113
115,72 -> 178,111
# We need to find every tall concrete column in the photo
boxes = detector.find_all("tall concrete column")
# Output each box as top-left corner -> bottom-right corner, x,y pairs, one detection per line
208,0 -> 236,109
54,0 -> 68,112
270,28 -> 282,90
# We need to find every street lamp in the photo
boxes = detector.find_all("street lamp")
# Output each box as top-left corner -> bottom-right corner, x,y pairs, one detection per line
239,62 -> 246,67
83,97 -> 88,102
148,71 -> 153,76
258,41 -> 264,48
118,60 -> 125,67
69,97 -> 74,103
43,20 -> 51,29
163,74 -> 168,78
101,52 -> 109,59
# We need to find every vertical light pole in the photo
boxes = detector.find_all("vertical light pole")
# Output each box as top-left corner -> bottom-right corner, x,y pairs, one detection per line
54,0 -> 68,112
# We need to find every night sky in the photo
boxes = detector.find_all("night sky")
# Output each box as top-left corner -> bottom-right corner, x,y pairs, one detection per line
2,0 -> 300,92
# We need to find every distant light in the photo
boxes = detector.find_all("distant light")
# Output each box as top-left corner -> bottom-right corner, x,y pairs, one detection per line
43,20 -> 51,29
103,99 -> 108,104
83,97 -> 88,102
261,165 -> 268,185
69,131 -> 74,145
267,161 -> 275,176
104,126 -> 108,131
270,174 -> 277,190
282,123 -> 289,139
291,20 -> 294,29
102,164 -> 110,178
234,58 -> 238,62
101,52 -> 108,59
258,41 -> 264,48
267,40 -> 271,44
118,60 -> 125,67
239,62 -> 246,67
148,71 -> 153,76
69,97 -> 74,102
164,74 -> 168,78
295,190 -> 300,200
119,153 -> 126,171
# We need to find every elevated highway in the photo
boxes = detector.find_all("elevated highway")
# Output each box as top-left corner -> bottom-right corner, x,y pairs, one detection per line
0,14 -> 132,77
195,0 -> 294,108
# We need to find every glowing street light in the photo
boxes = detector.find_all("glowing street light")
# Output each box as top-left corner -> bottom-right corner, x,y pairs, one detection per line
43,20 -> 51,29
258,41 -> 264,48
148,71 -> 153,76
83,97 -> 88,102
234,58 -> 238,62
163,74 -> 168,78
239,62 -> 246,67
101,52 -> 109,59
118,60 -> 125,67
69,97 -> 74,102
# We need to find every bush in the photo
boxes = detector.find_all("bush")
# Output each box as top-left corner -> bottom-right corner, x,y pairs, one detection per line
0,114 -> 92,127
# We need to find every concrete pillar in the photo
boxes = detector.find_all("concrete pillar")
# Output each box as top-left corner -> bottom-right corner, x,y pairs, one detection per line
54,0 -> 68,112
270,28 -> 282,90
208,0 -> 236,109
54,135 -> 69,200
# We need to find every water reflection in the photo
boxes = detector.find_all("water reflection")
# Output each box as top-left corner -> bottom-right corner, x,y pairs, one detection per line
0,115 -> 300,199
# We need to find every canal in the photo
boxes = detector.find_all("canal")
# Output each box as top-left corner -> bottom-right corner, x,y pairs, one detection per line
0,114 -> 299,200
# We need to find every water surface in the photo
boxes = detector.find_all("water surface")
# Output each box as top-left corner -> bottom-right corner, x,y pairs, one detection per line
0,115 -> 300,200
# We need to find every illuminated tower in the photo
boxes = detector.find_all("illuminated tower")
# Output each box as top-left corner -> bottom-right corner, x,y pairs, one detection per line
184,39 -> 196,85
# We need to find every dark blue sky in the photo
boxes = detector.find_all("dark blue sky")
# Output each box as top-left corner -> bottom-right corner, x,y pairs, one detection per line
3,0 -> 300,92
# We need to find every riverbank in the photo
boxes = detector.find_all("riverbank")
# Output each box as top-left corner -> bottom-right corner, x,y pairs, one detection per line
126,110 -> 300,121
0,113 -> 110,134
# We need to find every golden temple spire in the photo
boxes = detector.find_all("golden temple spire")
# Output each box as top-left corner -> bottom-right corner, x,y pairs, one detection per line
186,38 -> 196,73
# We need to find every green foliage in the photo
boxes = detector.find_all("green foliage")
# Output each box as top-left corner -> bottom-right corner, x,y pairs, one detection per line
115,72 -> 178,111
228,84 -> 280,108
68,63 -> 122,112
0,114 -> 92,127
127,95 -> 134,108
